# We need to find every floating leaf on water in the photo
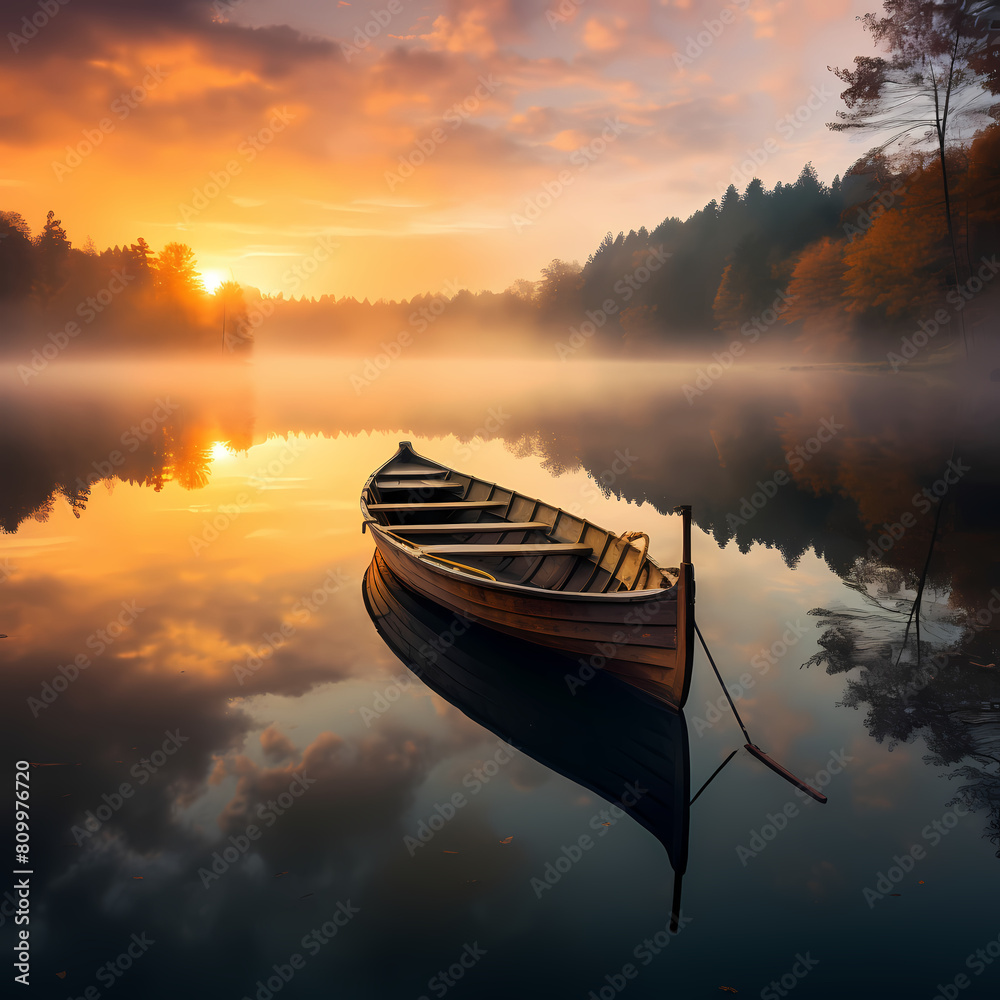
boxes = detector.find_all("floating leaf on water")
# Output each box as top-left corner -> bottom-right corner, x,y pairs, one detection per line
274,871 -> 289,878
890,893 -> 901,897
443,850 -> 459,854
499,836 -> 513,844
55,972 -> 66,979
299,893 -> 313,899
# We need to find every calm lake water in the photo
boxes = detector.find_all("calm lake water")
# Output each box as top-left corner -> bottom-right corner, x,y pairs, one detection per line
2,358 -> 999,999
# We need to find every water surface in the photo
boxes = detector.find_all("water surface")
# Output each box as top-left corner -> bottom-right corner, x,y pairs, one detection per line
2,359 -> 998,999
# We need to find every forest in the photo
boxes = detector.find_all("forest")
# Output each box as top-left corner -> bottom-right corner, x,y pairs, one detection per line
2,122 -> 997,365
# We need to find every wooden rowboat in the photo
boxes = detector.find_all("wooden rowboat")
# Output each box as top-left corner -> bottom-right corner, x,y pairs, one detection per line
361,441 -> 694,708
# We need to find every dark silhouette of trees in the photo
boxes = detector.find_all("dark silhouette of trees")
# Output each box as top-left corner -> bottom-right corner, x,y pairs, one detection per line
0,215 -> 249,358
0,212 -> 35,299
156,243 -> 204,299
34,210 -> 71,296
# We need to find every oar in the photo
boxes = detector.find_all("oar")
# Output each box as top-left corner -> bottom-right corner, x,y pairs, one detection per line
694,621 -> 827,804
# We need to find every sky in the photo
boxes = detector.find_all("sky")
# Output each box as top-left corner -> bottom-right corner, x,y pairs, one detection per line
1,0 -> 877,300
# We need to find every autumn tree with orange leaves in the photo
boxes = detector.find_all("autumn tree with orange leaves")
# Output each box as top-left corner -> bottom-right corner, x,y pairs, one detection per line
829,1 -> 1000,299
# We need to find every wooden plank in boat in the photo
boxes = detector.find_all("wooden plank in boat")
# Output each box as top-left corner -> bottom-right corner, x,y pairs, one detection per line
421,543 -> 592,557
389,521 -> 550,535
369,501 -> 507,511
376,479 -> 464,489
378,465 -> 449,477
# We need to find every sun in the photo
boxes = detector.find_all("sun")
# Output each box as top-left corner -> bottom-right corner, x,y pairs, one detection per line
200,269 -> 227,294
210,441 -> 233,461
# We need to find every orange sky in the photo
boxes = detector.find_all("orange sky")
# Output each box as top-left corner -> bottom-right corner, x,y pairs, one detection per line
1,0 -> 871,300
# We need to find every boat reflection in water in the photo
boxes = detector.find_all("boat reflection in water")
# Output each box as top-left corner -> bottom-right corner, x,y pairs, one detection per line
363,551 -> 690,926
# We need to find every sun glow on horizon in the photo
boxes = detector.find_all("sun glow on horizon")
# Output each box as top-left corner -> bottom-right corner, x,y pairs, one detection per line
201,270 -> 227,294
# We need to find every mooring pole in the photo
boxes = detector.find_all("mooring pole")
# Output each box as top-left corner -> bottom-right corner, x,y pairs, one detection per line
673,504 -> 691,565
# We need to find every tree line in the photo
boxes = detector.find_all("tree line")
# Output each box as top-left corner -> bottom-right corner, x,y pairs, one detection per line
0,211 -> 252,359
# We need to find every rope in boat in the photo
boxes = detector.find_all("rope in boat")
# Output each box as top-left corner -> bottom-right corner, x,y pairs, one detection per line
619,530 -> 650,562
418,553 -> 497,582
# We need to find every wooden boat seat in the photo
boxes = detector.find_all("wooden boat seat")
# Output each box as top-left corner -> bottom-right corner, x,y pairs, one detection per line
376,465 -> 449,477
388,521 -> 550,535
376,479 -> 464,490
368,501 -> 507,512
420,543 -> 592,557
